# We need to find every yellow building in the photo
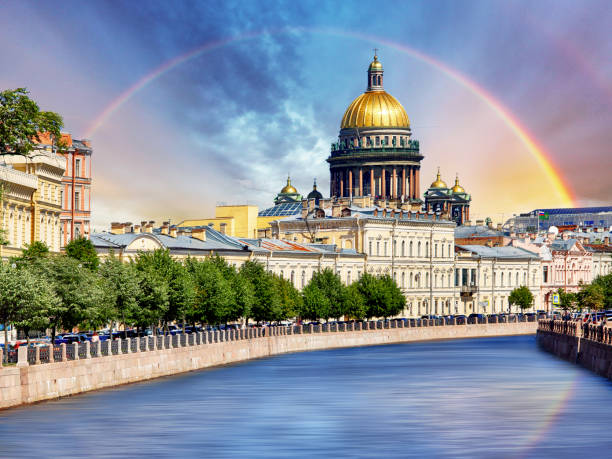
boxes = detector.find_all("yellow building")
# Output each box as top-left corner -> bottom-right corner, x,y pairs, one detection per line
177,204 -> 260,239
0,149 -> 65,257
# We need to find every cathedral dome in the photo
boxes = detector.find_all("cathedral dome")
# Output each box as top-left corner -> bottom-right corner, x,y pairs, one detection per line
340,92 -> 410,129
340,54 -> 410,130
430,169 -> 447,189
451,175 -> 465,193
280,176 -> 297,194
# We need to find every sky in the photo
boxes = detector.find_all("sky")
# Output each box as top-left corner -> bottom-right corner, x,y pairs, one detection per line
0,0 -> 610,229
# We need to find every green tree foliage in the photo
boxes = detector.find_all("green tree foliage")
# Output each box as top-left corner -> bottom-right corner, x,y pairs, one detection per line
185,258 -> 233,325
134,249 -> 194,328
240,260 -> 281,323
99,254 -> 141,332
300,269 -> 348,321
353,273 -> 405,319
0,88 -> 64,156
344,283 -> 367,320
592,273 -> 612,310
274,274 -> 302,322
577,283 -> 605,311
0,261 -> 58,345
65,237 -> 99,270
508,286 -> 534,311
555,288 -> 577,312
16,241 -> 50,262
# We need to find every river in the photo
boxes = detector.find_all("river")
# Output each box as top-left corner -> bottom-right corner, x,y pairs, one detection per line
1,335 -> 611,458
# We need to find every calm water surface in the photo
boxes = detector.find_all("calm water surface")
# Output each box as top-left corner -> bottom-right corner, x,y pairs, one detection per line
1,335 -> 611,458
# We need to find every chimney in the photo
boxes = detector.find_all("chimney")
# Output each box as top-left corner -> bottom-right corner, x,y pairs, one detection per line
144,223 -> 153,233
604,236 -> 610,246
169,226 -> 178,237
476,219 -> 484,226
301,200 -> 308,219
496,223 -> 502,231
133,224 -> 141,233
110,222 -> 124,235
331,204 -> 341,218
161,221 -> 170,235
191,227 -> 207,241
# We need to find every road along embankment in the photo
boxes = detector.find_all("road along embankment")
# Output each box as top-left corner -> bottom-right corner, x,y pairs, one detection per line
1,320 -> 537,410
537,319 -> 612,379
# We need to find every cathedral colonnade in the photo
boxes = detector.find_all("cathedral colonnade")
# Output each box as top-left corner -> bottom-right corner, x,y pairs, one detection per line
330,165 -> 421,199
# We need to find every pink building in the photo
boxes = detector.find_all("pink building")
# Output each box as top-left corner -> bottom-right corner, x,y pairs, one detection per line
59,135 -> 92,246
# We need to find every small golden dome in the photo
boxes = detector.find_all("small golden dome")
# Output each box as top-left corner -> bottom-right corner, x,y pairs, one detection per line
280,176 -> 298,194
430,169 -> 447,189
341,91 -> 410,129
451,175 -> 465,193
368,55 -> 383,71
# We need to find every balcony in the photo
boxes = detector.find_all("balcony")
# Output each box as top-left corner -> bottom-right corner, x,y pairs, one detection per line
327,143 -> 423,164
460,285 -> 478,298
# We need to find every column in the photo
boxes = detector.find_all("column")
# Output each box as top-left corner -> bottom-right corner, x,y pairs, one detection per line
392,167 -> 397,199
415,167 -> 420,198
370,168 -> 375,196
359,168 -> 363,196
348,169 -> 353,197
382,168 -> 386,197
339,170 -> 344,198
402,167 -> 406,198
409,167 -> 414,199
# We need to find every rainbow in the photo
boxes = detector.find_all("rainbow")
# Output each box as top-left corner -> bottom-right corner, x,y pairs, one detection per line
84,27 -> 575,206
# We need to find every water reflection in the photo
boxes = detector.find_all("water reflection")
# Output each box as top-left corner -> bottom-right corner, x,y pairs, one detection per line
1,336 -> 611,458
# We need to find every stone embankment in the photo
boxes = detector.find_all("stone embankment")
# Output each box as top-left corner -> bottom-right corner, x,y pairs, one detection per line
537,319 -> 612,379
1,319 -> 537,410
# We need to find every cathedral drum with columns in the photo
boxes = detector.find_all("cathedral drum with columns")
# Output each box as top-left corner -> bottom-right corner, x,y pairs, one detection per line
327,54 -> 423,205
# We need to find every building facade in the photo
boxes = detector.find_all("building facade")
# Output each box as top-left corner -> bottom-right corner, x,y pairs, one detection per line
0,148 -> 65,256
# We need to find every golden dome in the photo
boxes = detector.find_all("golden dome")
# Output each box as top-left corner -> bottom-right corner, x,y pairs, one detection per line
280,176 -> 298,194
368,55 -> 383,71
451,175 -> 465,193
430,169 -> 448,189
341,91 -> 410,129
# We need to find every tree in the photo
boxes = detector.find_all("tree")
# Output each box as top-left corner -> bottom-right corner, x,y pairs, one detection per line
354,273 -> 405,319
65,237 -> 99,270
210,256 -> 254,324
240,261 -> 281,324
185,258 -> 232,325
577,283 -> 605,312
509,286 -> 534,311
0,88 -> 64,156
16,241 -> 50,262
99,253 -> 141,333
273,274 -> 302,322
0,261 -> 59,347
592,273 -> 612,310
344,283 -> 366,320
556,288 -> 577,312
300,269 -> 347,322
134,249 -> 194,329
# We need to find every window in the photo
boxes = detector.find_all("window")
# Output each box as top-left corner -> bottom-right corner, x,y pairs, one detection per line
401,272 -> 405,288
377,241 -> 380,256
401,240 -> 405,257
515,272 -> 519,286
75,159 -> 81,177
501,272 -> 504,287
347,271 -> 351,284
384,136 -> 389,145
369,241 -> 373,255
426,272 -> 429,287
376,136 -> 380,146
418,241 -> 421,257
74,191 -> 80,210
425,242 -> 429,257
543,266 -> 548,283
434,244 -> 438,257
409,241 -> 413,256
60,190 -> 63,207
291,271 -> 295,285
301,271 -> 306,288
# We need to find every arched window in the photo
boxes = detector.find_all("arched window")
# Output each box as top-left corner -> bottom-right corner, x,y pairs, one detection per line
434,274 -> 437,287
347,271 -> 351,284
410,241 -> 413,257
301,271 -> 306,288
401,240 -> 405,257
384,241 -> 388,256
377,75 -> 381,85
401,272 -> 405,288
393,240 -> 396,256
435,244 -> 438,258
418,241 -> 421,257
516,272 -> 519,286
426,272 -> 429,287
369,241 -> 372,255
377,241 -> 380,256
425,242 -> 429,257
501,272 -> 504,287
291,271 -> 295,285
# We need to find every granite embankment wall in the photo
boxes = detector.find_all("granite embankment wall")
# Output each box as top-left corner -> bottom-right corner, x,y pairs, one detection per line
537,319 -> 612,379
1,321 -> 536,410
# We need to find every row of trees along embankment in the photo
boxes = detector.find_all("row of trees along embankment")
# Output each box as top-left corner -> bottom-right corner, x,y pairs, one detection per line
0,238 -> 407,345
